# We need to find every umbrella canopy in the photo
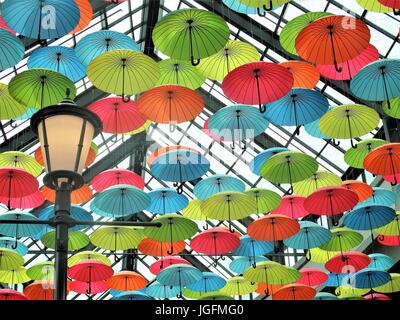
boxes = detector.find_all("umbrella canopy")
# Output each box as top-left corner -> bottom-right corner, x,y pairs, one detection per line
152,8 -> 230,66
364,293 -> 391,300
0,16 -> 15,34
27,261 -> 54,280
187,272 -> 227,293
91,169 -> 144,192
374,212 -> 400,236
0,151 -> 42,177
0,190 -> 44,210
374,273 -> 400,293
368,253 -> 395,271
272,283 -> 316,300
352,268 -> 391,289
354,187 -> 396,209
23,281 -> 56,300
146,188 -> 188,214
41,184 -> 93,205
309,248 -> 340,264
378,0 -> 400,10
197,40 -> 259,81
271,195 -> 309,219
232,235 -> 274,258
249,147 -> 288,175
138,238 -> 186,257
0,289 -> 27,300
0,237 -> 28,256
344,205 -> 396,233
283,221 -> 332,251
198,294 -> 234,300
279,61 -> 320,89
243,261 -> 301,286
107,271 -> 147,291
182,199 -> 207,221
144,281 -> 181,299
75,30 -> 140,66
40,230 -> 90,251
222,0 -> 260,14
357,0 -> 393,12
220,276 -> 257,296
341,180 -> 373,202
194,174 -> 246,201
325,252 -> 371,274
313,292 -> 339,300
0,267 -> 30,284
320,227 -> 364,254
296,268 -> 328,287
0,211 -> 42,238
222,61 -> 294,113
147,145 -> 198,168
304,106 -> 333,140
0,248 -> 24,271
256,283 -> 284,296
0,29 -> 24,71
8,69 -> 76,109
230,0 -> 290,11
244,188 -> 281,214
111,291 -> 155,301
149,256 -> 191,275
0,83 -> 27,120
70,280 -> 109,295
90,184 -> 150,218
292,171 -> 342,197
383,97 -> 400,119
229,256 -> 269,274
68,251 -> 111,268
70,0 -> 93,34
90,226 -> 144,252
344,138 -> 387,169
335,285 -> 369,296
378,234 -> 400,246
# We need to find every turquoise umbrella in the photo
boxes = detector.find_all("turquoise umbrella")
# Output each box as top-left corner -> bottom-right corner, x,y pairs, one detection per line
368,253 -> 395,271
232,235 -> 274,268
193,174 -> 246,201
143,281 -> 181,299
90,184 -> 151,219
304,106 -> 334,140
0,29 -> 25,71
0,237 -> 28,256
352,268 -> 391,289
222,0 -> 259,15
187,272 -> 227,293
14,108 -> 38,121
324,273 -> 346,287
146,188 -> 189,215
249,147 -> 288,175
313,292 -> 339,300
229,256 -> 269,274
111,291 -> 155,300
353,187 -> 396,209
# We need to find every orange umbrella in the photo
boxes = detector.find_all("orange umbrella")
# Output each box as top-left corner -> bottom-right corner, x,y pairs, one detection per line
106,271 -> 148,291
138,238 -> 186,256
272,283 -> 316,300
70,0 -> 93,34
137,84 -> 204,130
295,15 -> 370,72
41,184 -> 93,204
23,280 -> 71,300
341,180 -> 373,202
256,283 -> 283,296
147,145 -> 199,168
279,61 -> 320,89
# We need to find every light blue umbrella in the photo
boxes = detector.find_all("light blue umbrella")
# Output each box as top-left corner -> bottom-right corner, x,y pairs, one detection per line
353,187 -> 396,210
187,272 -> 227,293
143,281 -> 181,299
0,237 -> 28,256
368,253 -> 395,271
90,184 -> 151,218
0,29 -> 25,71
193,174 -> 246,201
108,288 -> 122,297
232,235 -> 274,268
14,108 -> 38,121
352,268 -> 391,289
0,211 -> 42,244
208,104 -> 269,150
249,147 -> 288,175
324,273 -> 346,287
2,0 -> 80,40
222,0 -> 259,14
313,292 -> 339,300
350,59 -> 400,110
75,30 -> 141,66
27,46 -> 86,82
229,256 -> 269,274
304,106 -> 333,140
146,188 -> 189,214
263,89 -> 329,135
111,291 -> 155,300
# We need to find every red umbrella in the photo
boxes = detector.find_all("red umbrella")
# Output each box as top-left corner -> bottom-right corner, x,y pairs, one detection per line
295,15 -> 370,72
296,268 -> 328,287
88,97 -> 147,134
91,168 -> 145,192
190,227 -> 240,266
317,44 -> 379,81
222,61 -> 294,113
0,190 -> 45,209
378,0 -> 400,13
272,283 -> 316,300
41,184 -> 93,204
0,16 -> 16,34
0,289 -> 28,300
378,234 -> 400,246
0,167 -> 39,209
325,252 -> 371,274
70,280 -> 110,295
271,195 -> 309,219
341,180 -> 373,202
364,293 -> 391,300
149,256 -> 191,275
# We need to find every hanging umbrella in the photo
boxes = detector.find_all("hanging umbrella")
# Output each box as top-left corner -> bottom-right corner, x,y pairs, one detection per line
70,280 -> 109,295
2,0 -> 80,40
0,83 -> 27,121
40,230 -> 90,251
256,283 -> 284,296
200,191 -> 257,233
279,11 -> 332,56
232,235 -> 274,268
350,59 -> 400,110
112,291 -> 155,301
70,0 -> 93,34
197,40 -> 259,81
187,272 -> 227,293
344,138 -> 387,169
125,119 -> 152,136
144,281 -> 181,299
374,211 -> 400,236
87,49 -> 160,100
342,180 -> 373,202
138,238 -> 186,258
296,268 -> 328,287
354,187 -> 396,209
152,8 -> 229,66
313,292 -> 339,300
88,97 -> 147,134
0,190 -> 45,210
27,46 -> 86,82
0,248 -> 24,271
309,248 -> 340,264
279,61 -> 320,89
243,261 -> 301,286
295,15 -> 370,72
75,30 -> 140,66
335,285 -> 369,297
229,256 -> 269,274
260,151 -> 319,194
374,273 -> 400,293
220,276 -> 257,297
208,104 -> 269,149
249,147 -> 288,176
303,106 -> 334,140
143,214 -> 197,255
378,0 -> 400,14
41,184 -> 93,205
92,169 -> 144,193
157,264 -> 203,298
0,29 -> 24,71
0,151 -> 42,177
247,214 -> 300,252
204,117 -> 235,142
198,294 -> 234,300
8,69 -> 76,109
272,283 -> 316,300
190,227 -> 240,266
338,294 -> 364,300
317,44 -> 379,81
149,256 -> 191,275
383,97 -> 400,119
368,253 -> 395,271
0,237 -> 28,256
378,234 -> 400,246
222,0 -> 260,15
14,107 -> 38,121
147,145 -> 198,168
194,174 -> 246,201
324,272 -> 347,287
352,268 -> 391,289
222,61 -> 293,113
244,188 -> 281,214
0,267 -> 31,284
90,184 -> 150,218
364,293 -> 391,300
292,171 -> 342,197
0,211 -> 42,246
24,281 -> 56,300
271,195 -> 309,219
0,16 -> 15,34
182,199 -> 207,221
356,0 -> 393,12
236,0 -> 290,11
157,59 -> 205,90
146,188 -> 189,215
107,271 -> 147,291
26,261 -> 54,280
325,252 -> 371,274
320,227 -> 364,257
68,251 -> 111,268
0,289 -> 27,300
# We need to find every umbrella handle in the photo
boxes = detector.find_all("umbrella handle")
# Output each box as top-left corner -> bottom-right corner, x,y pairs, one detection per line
230,141 -> 236,151
334,62 -> 342,73
220,255 -> 225,261
259,104 -> 266,113
169,123 -> 176,133
122,95 -> 131,103
390,175 -> 398,186
305,250 -> 312,261
294,126 -> 301,136
350,139 -> 358,149
39,39 -> 48,47
176,293 -> 183,299
229,224 -> 235,233
394,9 -> 400,15
263,0 -> 273,11
9,120 -> 18,129
257,7 -> 266,17
286,186 -> 293,195
202,222 -> 209,231
191,56 -> 200,66
167,247 -> 174,255
264,288 -> 270,295
274,244 -> 279,253
331,139 -> 340,147
11,239 -> 18,250
114,253 -> 121,263
378,234 -> 385,241
250,281 -> 256,285
332,217 -> 339,227
176,183 -> 184,194
160,260 -> 164,269
252,262 -> 257,269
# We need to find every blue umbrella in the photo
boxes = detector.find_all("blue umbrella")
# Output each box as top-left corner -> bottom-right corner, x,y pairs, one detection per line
186,272 -> 227,293
263,88 -> 329,135
304,106 -> 333,140
353,187 -> 396,210
208,105 -> 269,150
324,273 -> 346,287
222,0 -> 259,14
111,291 -> 155,300
232,235 -> 274,268
150,149 -> 210,194
156,264 -> 203,298
146,188 -> 189,214
143,281 -> 181,299
109,288 -> 122,297
313,292 -> 339,300
193,174 -> 246,201
2,0 -> 80,40
0,29 -> 25,71
229,256 -> 269,274
249,147 -> 288,175
27,46 -> 86,82
352,268 -> 391,289
0,237 -> 28,256
90,184 -> 151,218
14,108 -> 38,121
75,30 -> 141,66
368,253 -> 395,271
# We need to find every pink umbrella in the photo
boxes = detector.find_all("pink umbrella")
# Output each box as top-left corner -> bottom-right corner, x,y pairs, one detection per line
364,293 -> 391,300
378,234 -> 400,246
91,168 -> 145,192
325,252 -> 371,274
0,190 -> 45,210
296,268 -> 328,286
190,227 -> 240,267
0,17 -> 16,35
0,289 -> 28,300
316,44 -> 379,81
271,195 -> 309,219
88,97 -> 147,135
70,280 -> 110,295
222,61 -> 294,113
149,256 -> 191,275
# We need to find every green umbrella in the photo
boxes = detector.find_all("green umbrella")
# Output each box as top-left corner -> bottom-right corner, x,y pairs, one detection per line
40,230 -> 90,251
383,98 -> 400,119
356,0 -> 393,12
157,59 -> 205,90
152,8 -> 229,66
0,248 -> 24,271
374,212 -> 400,236
8,69 -> 76,109
87,49 -> 159,101
279,11 -> 332,56
183,288 -> 220,299
143,214 -> 197,255
292,171 -> 342,197
198,294 -> 234,300
338,294 -> 364,300
196,40 -> 259,81
220,276 -> 257,297
200,191 -> 257,233
319,227 -> 363,257
182,199 -> 206,220
68,250 -> 112,268
0,83 -> 27,120
335,285 -> 369,296
238,0 -> 290,11
26,261 -> 54,281
308,247 -> 340,264
319,104 -> 380,148
0,267 -> 30,284
344,138 -> 387,169
374,273 -> 400,293
260,151 -> 318,194
0,151 -> 42,177
244,188 -> 281,214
